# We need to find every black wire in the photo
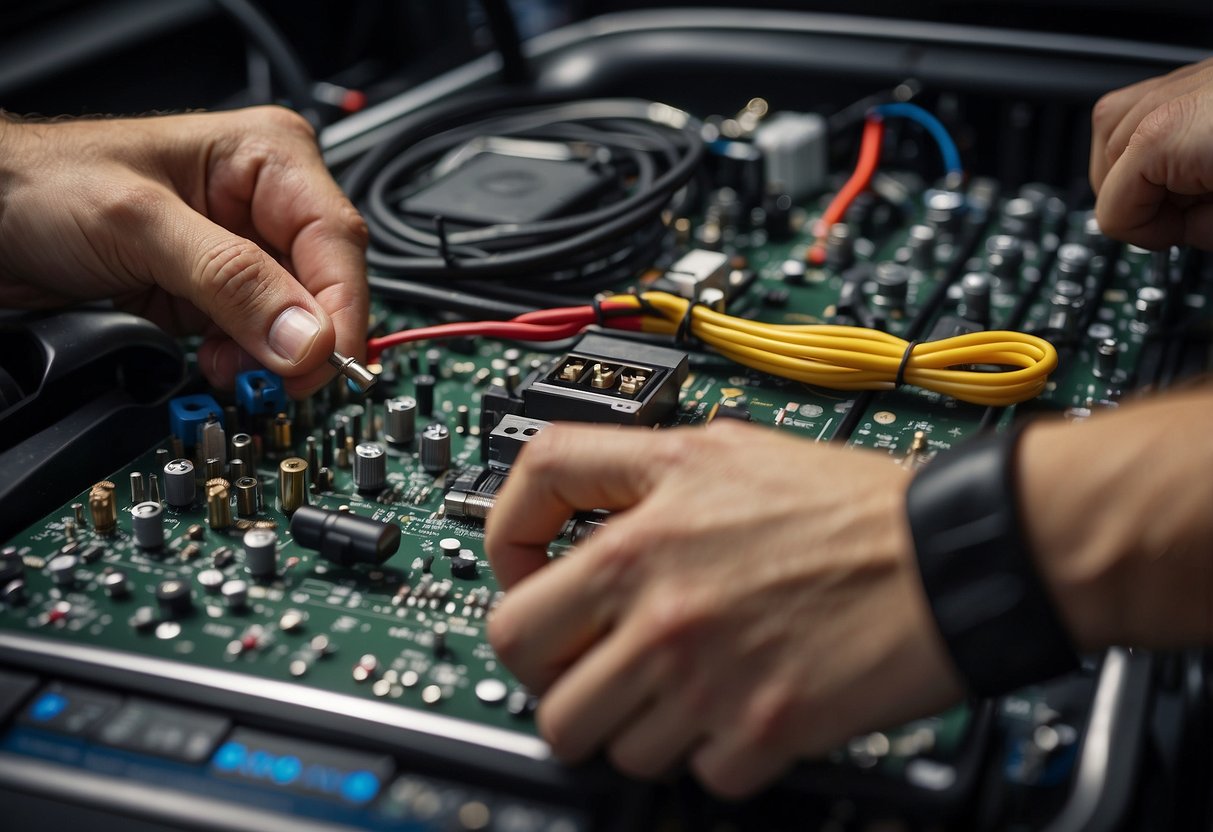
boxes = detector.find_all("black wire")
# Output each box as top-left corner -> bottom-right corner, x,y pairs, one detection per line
211,0 -> 321,128
478,0 -> 531,85
367,276 -> 533,319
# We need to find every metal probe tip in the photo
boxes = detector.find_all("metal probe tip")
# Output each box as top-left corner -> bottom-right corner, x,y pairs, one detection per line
329,351 -> 377,393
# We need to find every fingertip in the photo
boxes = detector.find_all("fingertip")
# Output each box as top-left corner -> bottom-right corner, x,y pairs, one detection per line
198,338 -> 260,389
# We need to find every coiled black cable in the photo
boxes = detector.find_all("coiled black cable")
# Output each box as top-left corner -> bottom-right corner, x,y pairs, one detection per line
341,97 -> 705,309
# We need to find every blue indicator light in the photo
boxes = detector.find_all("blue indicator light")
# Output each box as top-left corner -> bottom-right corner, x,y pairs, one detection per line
304,763 -> 344,794
29,692 -> 68,722
212,742 -> 247,772
249,750 -> 274,779
340,770 -> 381,804
272,754 -> 303,785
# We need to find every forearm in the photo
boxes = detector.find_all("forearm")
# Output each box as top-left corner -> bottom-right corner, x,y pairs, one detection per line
1020,387 -> 1213,650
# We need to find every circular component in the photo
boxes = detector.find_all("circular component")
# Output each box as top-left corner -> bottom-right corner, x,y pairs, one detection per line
872,262 -> 909,309
906,224 -> 936,271
924,189 -> 966,230
271,413 -> 292,452
278,457 -> 309,514
414,374 -> 436,416
1135,286 -> 1166,324
384,397 -> 417,446
421,685 -> 443,706
960,272 -> 993,325
155,621 -> 182,640
475,678 -> 509,706
873,411 -> 896,426
420,424 -> 451,474
221,579 -> 249,610
131,501 -> 164,549
1056,243 -> 1092,281
353,442 -> 387,493
438,538 -> 461,558
229,458 -> 248,482
129,606 -> 157,631
986,234 -> 1025,285
310,634 -> 330,654
401,670 -> 419,688
204,457 -> 223,481
234,476 -> 259,517
824,222 -> 854,270
163,458 -> 197,508
455,404 -> 470,435
231,433 -> 253,467
48,555 -> 78,587
155,579 -> 192,619
1094,338 -> 1120,379
1000,197 -> 1040,238
780,258 -> 806,284
197,569 -> 226,593
102,571 -> 129,598
450,556 -> 478,580
243,527 -> 278,579
279,609 -> 305,632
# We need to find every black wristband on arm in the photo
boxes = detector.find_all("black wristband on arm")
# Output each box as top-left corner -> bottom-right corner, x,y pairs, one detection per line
906,425 -> 1080,698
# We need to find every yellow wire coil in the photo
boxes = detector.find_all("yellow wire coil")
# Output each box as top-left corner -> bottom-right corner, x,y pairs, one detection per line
621,291 -> 1058,407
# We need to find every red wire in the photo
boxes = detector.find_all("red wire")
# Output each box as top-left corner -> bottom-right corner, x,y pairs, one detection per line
807,116 -> 885,266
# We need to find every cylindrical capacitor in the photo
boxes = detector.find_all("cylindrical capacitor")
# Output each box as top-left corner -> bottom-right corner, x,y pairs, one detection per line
290,505 -> 401,566
278,457 -> 308,514
1001,197 -> 1041,238
504,366 -> 523,395
420,424 -> 451,473
1055,243 -> 1092,283
272,413 -> 292,453
1093,338 -> 1119,379
763,191 -> 794,241
221,579 -> 249,610
323,428 -> 337,470
234,476 -> 259,516
89,486 -> 117,535
131,501 -> 164,549
960,272 -> 993,327
205,458 -> 223,481
905,224 -> 936,271
229,458 -> 247,482
49,554 -> 78,587
155,448 -> 170,473
305,436 -> 319,484
1135,286 -> 1166,326
345,406 -> 364,446
455,405 -> 470,435
1082,212 -> 1108,253
414,374 -> 436,416
1048,280 -> 1086,334
156,579 -> 192,619
147,474 -> 161,505
780,258 -> 806,285
353,443 -> 387,492
243,527 -> 278,579
207,485 -> 231,530
164,459 -> 196,508
129,472 -> 145,504
871,262 -> 910,311
824,223 -> 854,270
924,189 -> 966,232
384,397 -> 417,446
231,433 -> 254,469
986,234 -> 1025,287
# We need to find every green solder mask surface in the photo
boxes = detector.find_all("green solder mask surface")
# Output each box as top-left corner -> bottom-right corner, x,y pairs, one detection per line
1,178 -> 1183,775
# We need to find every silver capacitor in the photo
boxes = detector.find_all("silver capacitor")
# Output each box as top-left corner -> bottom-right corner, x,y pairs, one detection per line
131,501 -> 164,549
872,262 -> 910,312
164,458 -> 196,508
353,443 -> 387,493
960,272 -> 993,327
986,234 -> 1024,287
420,424 -> 451,473
384,397 -> 417,446
1056,243 -> 1092,283
230,433 -> 254,468
243,528 -> 278,579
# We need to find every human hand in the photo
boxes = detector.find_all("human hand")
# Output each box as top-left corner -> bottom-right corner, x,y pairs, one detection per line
485,422 -> 963,798
0,106 -> 368,397
1090,57 -> 1213,251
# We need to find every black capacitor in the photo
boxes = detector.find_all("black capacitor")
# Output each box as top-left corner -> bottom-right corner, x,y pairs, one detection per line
844,192 -> 877,238
155,579 -> 193,619
455,405 -> 470,435
1,580 -> 25,606
824,223 -> 854,271
323,428 -> 336,471
871,262 -> 910,312
414,374 -> 436,416
986,235 -> 1025,287
1055,243 -> 1092,283
905,224 -> 936,272
1093,338 -> 1119,379
763,191 -> 794,241
1000,197 -> 1041,239
923,189 -> 966,232
290,505 -> 401,567
959,272 -> 993,327
450,556 -> 478,580
1135,286 -> 1166,325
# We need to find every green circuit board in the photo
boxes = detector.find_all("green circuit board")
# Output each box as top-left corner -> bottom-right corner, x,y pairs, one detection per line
0,174 -> 1197,779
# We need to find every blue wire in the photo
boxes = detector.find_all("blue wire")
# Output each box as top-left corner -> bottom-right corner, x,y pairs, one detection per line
871,102 -> 963,178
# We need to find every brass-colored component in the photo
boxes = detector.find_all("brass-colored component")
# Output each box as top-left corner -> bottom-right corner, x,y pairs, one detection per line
88,485 -> 117,535
72,503 -> 86,526
207,484 -> 231,530
206,477 -> 231,493
558,359 -> 586,382
235,476 -> 259,517
909,430 -> 927,454
272,413 -> 292,452
205,457 -> 223,480
278,457 -> 308,514
618,371 -> 649,397
590,363 -> 619,389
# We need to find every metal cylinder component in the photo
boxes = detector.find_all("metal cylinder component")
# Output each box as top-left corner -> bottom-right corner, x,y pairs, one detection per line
781,258 -> 806,285
986,234 -> 1025,286
505,366 -> 522,395
221,579 -> 249,610
131,501 -> 164,549
353,443 -> 387,493
272,413 -> 292,453
156,579 -> 192,619
1048,280 -> 1085,334
323,428 -> 337,470
207,485 -> 231,530
872,262 -> 910,311
384,397 -> 417,446
906,224 -> 936,271
924,189 -> 966,231
420,424 -> 451,473
455,405 -> 470,435
243,527 -> 278,579
235,476 -> 259,516
229,458 -> 247,481
147,474 -> 161,504
290,505 -> 401,566
231,433 -> 254,469
200,418 -> 227,470
129,472 -> 145,505
1001,197 -> 1040,238
1093,338 -> 1119,379
49,554 -> 78,587
305,436 -> 319,484
960,272 -> 993,327
72,503 -> 86,526
824,222 -> 854,270
1135,286 -> 1166,325
205,458 -> 223,481
89,485 -> 117,535
1056,243 -> 1092,283
414,374 -> 436,416
278,457 -> 308,514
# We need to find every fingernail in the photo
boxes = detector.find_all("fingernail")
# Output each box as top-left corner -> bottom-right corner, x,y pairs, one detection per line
268,306 -> 321,365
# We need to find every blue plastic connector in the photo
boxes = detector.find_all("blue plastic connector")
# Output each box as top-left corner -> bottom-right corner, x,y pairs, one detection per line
169,394 -> 223,447
236,370 -> 286,417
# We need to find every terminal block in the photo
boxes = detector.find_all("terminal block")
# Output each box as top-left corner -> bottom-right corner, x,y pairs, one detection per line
521,333 -> 688,425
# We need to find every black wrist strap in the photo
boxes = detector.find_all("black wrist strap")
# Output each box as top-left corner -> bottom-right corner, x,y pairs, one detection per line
906,425 -> 1079,698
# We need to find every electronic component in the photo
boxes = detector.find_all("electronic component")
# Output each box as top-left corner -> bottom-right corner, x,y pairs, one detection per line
234,477 -> 258,516
353,442 -> 387,492
872,262 -> 910,313
242,528 -> 278,579
88,483 -> 117,535
199,417 -> 227,470
155,579 -> 192,619
168,394 -> 222,448
384,396 -> 417,446
420,424 -> 451,473
660,249 -> 730,301
278,457 -> 309,514
206,484 -> 231,530
235,370 -> 286,417
960,272 -> 993,327
753,111 -> 827,199
522,333 -> 688,426
289,506 -> 400,567
414,374 -> 436,417
130,501 -> 164,549
328,351 -> 377,393
487,415 -> 551,472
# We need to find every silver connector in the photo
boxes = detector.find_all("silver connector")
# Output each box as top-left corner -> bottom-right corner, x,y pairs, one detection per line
329,351 -> 377,393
